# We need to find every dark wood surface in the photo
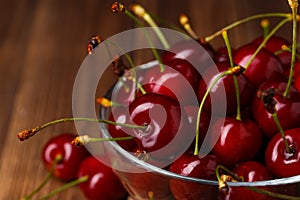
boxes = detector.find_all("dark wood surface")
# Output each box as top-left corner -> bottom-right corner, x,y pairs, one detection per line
0,0 -> 294,199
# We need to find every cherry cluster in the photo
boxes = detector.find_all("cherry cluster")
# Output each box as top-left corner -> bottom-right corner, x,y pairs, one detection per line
20,133 -> 128,200
17,1 -> 300,200
97,2 -> 300,199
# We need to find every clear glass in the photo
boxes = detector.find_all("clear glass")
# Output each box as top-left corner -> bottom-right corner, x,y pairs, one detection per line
98,61 -> 300,200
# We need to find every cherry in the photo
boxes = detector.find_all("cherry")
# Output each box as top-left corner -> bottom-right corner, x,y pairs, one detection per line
265,127 -> 300,178
210,117 -> 262,168
251,80 -> 300,138
42,133 -> 90,181
197,61 -> 255,115
169,152 -> 220,200
219,161 -> 274,200
233,43 -> 284,88
252,35 -> 292,69
129,93 -> 192,162
77,155 -> 127,200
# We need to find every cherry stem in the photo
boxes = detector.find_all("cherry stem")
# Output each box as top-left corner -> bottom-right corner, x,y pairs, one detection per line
221,30 -> 242,121
272,112 -> 293,154
37,175 -> 89,200
17,118 -> 147,141
274,45 -> 300,60
72,134 -> 134,146
130,4 -> 170,49
21,155 -> 63,200
246,186 -> 300,200
243,17 -> 291,71
194,70 -> 234,155
204,13 -> 292,42
104,41 -> 146,96
112,2 -> 164,71
260,19 -> 270,39
179,14 -> 199,40
283,0 -> 299,97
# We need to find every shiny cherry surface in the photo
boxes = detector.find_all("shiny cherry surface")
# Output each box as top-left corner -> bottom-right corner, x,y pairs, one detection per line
77,156 -> 127,200
169,152 -> 220,200
251,80 -> 300,138
265,128 -> 300,178
42,133 -> 90,181
211,117 -> 262,167
233,43 -> 284,88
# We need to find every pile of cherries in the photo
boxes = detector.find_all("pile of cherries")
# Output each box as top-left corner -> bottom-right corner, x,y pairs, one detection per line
18,1 -> 300,200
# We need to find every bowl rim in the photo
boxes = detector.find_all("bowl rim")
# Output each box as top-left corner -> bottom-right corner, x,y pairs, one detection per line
99,60 -> 300,187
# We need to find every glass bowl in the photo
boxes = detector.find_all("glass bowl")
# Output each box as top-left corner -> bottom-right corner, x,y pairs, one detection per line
98,61 -> 300,200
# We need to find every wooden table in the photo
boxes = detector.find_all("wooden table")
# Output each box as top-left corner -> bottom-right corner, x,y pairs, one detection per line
0,0 -> 294,199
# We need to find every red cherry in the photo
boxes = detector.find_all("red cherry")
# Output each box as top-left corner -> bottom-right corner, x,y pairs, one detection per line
220,161 -> 273,200
211,117 -> 262,168
233,43 -> 284,88
265,128 -> 300,178
77,155 -> 127,200
251,80 -> 300,138
129,93 -> 192,161
197,61 -> 255,115
252,35 -> 292,69
169,152 -> 220,200
42,133 -> 90,181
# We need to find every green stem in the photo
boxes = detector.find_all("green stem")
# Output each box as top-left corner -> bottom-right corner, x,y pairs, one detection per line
124,10 -> 164,72
243,17 -> 291,70
272,112 -> 293,153
283,2 -> 298,97
204,13 -> 291,42
246,186 -> 300,200
221,31 -> 241,121
21,155 -> 62,200
194,70 -> 233,155
38,175 -> 89,200
18,118 -> 147,141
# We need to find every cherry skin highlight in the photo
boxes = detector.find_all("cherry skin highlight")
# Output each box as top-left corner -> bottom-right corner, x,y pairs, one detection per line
42,133 -> 90,181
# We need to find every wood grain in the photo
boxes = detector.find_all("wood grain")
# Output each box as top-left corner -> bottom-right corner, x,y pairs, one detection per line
0,0 -> 294,199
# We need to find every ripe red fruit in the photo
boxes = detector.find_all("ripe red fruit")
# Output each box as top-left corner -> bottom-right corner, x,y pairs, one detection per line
129,93 -> 192,161
220,161 -> 273,200
251,80 -> 300,138
233,43 -> 284,88
42,133 -> 90,181
77,156 -> 127,200
265,128 -> 300,178
169,152 -> 220,200
210,117 -> 262,168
